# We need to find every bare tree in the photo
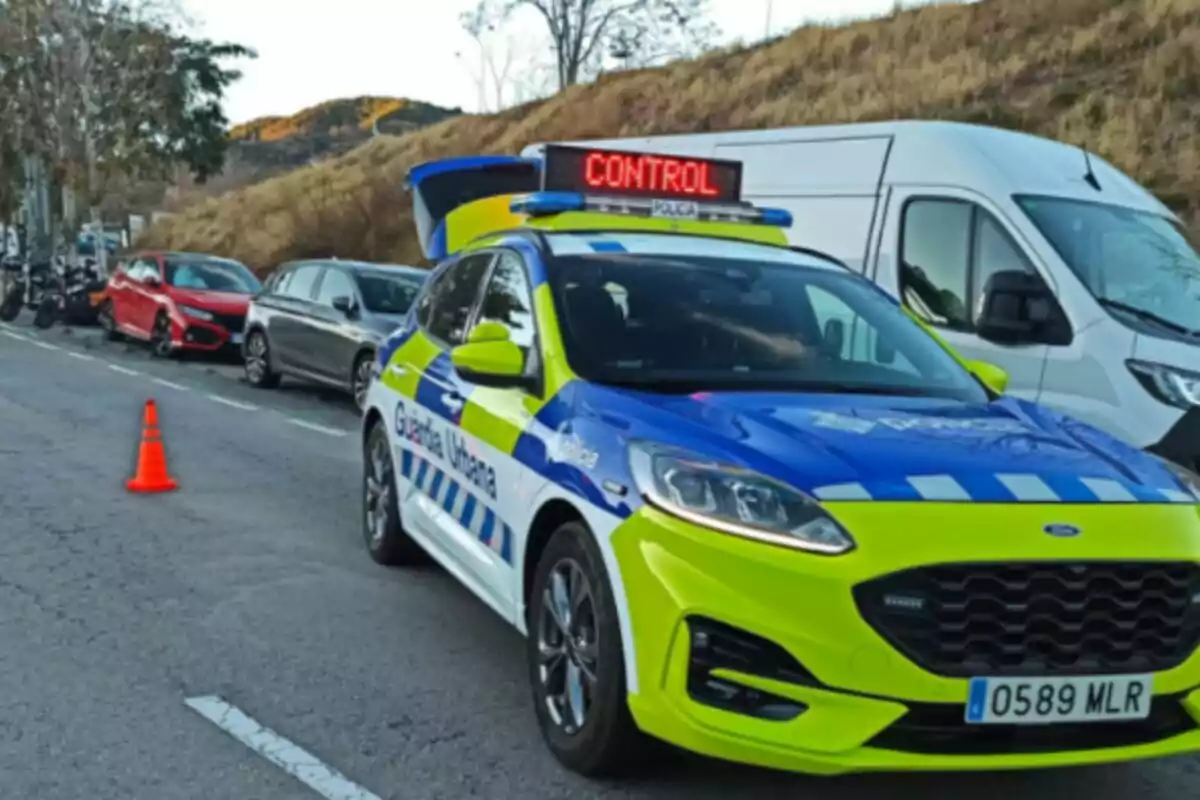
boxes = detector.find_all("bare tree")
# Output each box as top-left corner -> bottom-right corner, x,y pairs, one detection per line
467,0 -> 719,91
458,1 -> 517,112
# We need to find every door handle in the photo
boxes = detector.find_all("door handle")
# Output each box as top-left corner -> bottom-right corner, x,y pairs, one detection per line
441,391 -> 464,413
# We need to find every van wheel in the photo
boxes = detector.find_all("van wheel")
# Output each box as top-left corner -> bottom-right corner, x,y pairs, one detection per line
527,521 -> 650,776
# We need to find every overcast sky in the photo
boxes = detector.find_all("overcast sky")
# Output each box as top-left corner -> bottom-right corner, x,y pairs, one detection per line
182,0 -> 916,124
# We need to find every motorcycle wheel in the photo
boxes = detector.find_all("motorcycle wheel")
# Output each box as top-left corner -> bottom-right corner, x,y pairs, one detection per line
33,296 -> 58,328
0,286 -> 22,322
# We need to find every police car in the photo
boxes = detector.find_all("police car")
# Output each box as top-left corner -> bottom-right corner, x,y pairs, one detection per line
360,144 -> 1200,777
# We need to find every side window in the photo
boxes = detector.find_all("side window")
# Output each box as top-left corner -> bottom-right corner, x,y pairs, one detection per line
900,200 -> 972,329
971,211 -> 1036,325
806,285 -> 919,375
424,253 -> 493,346
474,251 -> 536,353
269,268 -> 293,295
284,265 -> 321,300
315,268 -> 356,306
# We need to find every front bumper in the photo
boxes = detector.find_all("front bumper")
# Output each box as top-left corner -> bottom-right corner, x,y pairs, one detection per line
611,502 -> 1200,775
173,316 -> 244,353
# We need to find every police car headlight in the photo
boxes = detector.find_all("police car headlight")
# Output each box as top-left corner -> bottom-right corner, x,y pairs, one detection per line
178,304 -> 213,321
628,442 -> 855,555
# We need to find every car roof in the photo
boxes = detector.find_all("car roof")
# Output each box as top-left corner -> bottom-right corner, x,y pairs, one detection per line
280,258 -> 427,278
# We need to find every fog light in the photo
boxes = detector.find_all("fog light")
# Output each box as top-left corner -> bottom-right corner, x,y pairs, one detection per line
686,616 -> 813,721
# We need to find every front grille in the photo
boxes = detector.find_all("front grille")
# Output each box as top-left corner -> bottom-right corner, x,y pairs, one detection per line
868,695 -> 1197,755
854,562 -> 1200,677
209,313 -> 245,333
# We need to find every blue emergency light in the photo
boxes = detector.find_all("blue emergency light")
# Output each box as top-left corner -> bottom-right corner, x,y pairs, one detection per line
509,191 -> 794,228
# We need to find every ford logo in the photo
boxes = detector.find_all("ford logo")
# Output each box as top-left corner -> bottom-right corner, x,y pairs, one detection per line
1043,523 -> 1081,538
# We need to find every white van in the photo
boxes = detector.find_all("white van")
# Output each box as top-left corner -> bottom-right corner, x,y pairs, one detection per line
520,122 -> 1200,469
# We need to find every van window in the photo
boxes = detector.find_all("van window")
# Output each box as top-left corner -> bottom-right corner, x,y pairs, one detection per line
900,200 -> 972,328
901,199 -> 1038,332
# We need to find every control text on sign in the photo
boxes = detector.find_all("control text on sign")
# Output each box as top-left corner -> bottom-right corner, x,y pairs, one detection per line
542,144 -> 743,202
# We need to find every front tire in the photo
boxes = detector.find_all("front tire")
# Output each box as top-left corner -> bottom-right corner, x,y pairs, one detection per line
99,300 -> 122,341
150,313 -> 176,359
527,522 -> 649,777
33,296 -> 57,328
362,421 -> 426,566
244,329 -> 282,388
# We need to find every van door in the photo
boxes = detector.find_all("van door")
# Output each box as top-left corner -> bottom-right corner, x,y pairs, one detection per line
875,190 -> 1062,402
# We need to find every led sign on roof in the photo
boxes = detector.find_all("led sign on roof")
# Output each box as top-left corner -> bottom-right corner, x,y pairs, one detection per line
542,144 -> 743,203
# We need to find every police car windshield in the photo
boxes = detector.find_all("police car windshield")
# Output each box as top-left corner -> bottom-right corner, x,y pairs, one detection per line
547,249 -> 988,402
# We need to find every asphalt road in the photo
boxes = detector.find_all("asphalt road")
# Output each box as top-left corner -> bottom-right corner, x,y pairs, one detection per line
4,316 -> 1200,799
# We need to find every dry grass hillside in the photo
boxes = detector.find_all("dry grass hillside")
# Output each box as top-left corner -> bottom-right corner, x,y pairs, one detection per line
139,0 -> 1200,273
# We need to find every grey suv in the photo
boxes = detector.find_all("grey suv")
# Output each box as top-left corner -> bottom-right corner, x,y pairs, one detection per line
242,259 -> 428,408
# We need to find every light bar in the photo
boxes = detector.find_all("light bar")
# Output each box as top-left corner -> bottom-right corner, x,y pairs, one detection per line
509,192 -> 793,228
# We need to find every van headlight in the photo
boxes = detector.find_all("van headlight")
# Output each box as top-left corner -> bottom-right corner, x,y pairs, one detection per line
627,442 -> 855,554
1127,360 -> 1200,409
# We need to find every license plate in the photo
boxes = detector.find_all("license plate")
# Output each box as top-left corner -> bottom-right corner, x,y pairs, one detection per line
651,199 -> 700,220
965,674 -> 1152,725
229,333 -> 243,345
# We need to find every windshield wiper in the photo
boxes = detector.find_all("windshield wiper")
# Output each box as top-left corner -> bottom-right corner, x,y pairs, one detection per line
594,375 -> 938,397
1097,298 -> 1200,338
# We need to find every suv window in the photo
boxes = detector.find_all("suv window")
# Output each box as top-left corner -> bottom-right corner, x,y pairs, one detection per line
423,254 -> 494,345
285,265 -> 321,300
900,199 -> 1038,331
474,250 -> 536,354
269,269 -> 292,294
316,268 -> 357,306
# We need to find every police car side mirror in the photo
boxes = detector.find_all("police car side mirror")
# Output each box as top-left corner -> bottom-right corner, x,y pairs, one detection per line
965,359 -> 1009,395
451,322 -> 535,391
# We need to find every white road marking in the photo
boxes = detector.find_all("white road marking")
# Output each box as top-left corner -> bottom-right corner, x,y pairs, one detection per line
68,351 -> 95,361
31,339 -> 60,351
286,418 -> 350,437
152,377 -> 189,391
184,696 -> 381,800
207,394 -> 258,411
108,364 -> 140,376
2,329 -> 29,342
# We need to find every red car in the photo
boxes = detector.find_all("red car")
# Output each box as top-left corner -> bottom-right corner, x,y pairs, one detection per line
100,251 -> 262,357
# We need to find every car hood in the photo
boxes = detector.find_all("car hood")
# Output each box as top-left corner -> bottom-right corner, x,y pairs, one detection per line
170,288 -> 252,314
595,388 -> 1192,504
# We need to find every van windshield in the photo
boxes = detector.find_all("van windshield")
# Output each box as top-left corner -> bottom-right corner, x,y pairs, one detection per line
545,246 -> 988,402
1016,195 -> 1200,337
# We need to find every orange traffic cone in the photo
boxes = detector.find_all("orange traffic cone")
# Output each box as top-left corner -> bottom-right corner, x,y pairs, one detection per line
127,399 -> 178,493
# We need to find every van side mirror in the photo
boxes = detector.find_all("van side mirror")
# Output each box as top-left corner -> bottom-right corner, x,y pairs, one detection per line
975,270 -> 1070,345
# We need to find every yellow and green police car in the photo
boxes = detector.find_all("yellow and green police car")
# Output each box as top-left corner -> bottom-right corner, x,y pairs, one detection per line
360,144 -> 1200,777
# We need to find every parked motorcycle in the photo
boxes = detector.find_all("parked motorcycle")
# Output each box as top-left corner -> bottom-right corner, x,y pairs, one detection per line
0,258 -> 58,327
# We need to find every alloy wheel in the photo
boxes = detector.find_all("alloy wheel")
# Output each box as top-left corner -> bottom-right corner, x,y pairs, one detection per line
245,333 -> 268,383
353,358 -> 373,409
364,431 -> 393,548
536,558 -> 599,735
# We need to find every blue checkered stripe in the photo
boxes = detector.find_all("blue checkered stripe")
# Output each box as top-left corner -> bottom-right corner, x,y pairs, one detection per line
399,448 -> 513,564
811,473 -> 1197,504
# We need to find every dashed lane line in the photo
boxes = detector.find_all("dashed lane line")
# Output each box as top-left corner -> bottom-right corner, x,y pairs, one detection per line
2,329 -> 29,341
184,696 -> 382,800
207,393 -> 259,411
67,350 -> 96,361
286,418 -> 350,437
152,377 -> 189,391
108,363 -> 140,376
31,339 -> 60,351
